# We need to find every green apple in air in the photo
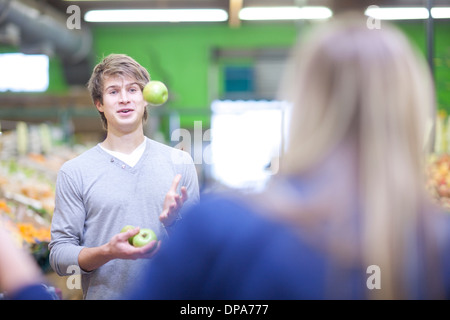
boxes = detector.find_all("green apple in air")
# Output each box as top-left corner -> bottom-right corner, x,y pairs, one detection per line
132,228 -> 158,248
143,80 -> 168,106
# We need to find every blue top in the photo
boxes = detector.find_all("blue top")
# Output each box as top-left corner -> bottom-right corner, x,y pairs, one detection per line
6,284 -> 55,300
123,192 -> 450,300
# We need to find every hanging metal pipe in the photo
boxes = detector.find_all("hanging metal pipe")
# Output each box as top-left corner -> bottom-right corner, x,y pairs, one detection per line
0,0 -> 92,64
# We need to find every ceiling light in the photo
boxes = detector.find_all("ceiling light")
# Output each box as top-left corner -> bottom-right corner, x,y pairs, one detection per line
365,7 -> 450,20
84,9 -> 228,23
431,7 -> 450,19
239,6 -> 332,21
365,7 -> 429,20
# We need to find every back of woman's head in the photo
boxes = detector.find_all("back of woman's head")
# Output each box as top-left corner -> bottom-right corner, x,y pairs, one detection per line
280,14 -> 434,174
279,13 -> 439,299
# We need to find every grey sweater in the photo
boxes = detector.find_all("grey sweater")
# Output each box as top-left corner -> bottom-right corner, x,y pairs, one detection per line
48,138 -> 200,299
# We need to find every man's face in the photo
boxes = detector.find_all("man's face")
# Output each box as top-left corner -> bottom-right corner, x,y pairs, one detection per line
96,75 -> 147,134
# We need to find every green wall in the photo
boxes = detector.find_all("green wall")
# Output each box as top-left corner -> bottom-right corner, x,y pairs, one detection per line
396,21 -> 450,114
90,23 -> 298,127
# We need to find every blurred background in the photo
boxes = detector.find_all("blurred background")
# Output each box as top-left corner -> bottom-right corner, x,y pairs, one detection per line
0,0 -> 449,298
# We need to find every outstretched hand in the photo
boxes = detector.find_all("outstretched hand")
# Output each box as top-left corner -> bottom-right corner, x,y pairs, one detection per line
160,174 -> 188,227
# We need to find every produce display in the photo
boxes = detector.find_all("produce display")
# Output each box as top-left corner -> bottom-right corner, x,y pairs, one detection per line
427,113 -> 450,211
0,156 -> 57,272
0,122 -> 82,273
426,153 -> 450,210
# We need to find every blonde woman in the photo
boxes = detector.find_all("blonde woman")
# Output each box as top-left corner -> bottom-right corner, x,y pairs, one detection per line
123,15 -> 449,300
273,14 -> 442,299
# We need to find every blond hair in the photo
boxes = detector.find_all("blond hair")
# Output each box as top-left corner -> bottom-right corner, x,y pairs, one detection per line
87,54 -> 150,129
277,14 -> 437,299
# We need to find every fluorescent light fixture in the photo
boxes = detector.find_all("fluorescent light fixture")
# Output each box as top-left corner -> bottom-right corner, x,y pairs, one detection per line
365,7 -> 450,20
84,9 -> 228,23
431,7 -> 450,19
239,6 -> 332,21
365,7 -> 429,20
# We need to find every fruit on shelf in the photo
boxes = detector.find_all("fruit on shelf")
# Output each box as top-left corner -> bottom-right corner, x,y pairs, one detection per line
16,222 -> 51,244
426,153 -> 450,209
0,200 -> 12,216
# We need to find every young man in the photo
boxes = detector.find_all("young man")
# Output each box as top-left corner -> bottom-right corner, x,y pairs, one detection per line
48,54 -> 200,300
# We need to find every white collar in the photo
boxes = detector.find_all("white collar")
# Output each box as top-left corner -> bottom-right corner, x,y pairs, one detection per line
100,139 -> 146,167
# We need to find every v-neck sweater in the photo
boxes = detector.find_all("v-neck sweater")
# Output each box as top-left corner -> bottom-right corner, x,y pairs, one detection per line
48,137 -> 200,300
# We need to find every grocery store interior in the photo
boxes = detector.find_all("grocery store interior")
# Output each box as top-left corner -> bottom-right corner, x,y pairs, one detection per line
0,0 -> 449,300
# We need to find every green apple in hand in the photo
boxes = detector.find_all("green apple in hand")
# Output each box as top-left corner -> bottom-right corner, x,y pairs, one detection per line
121,225 -> 136,244
143,81 -> 168,106
121,225 -> 158,248
132,228 -> 158,248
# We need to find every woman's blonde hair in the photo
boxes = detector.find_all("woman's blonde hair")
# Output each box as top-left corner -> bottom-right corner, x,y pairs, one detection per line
278,14 -> 437,299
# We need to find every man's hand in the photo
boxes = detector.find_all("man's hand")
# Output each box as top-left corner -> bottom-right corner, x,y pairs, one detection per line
160,174 -> 188,228
78,227 -> 161,272
109,227 -> 160,260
